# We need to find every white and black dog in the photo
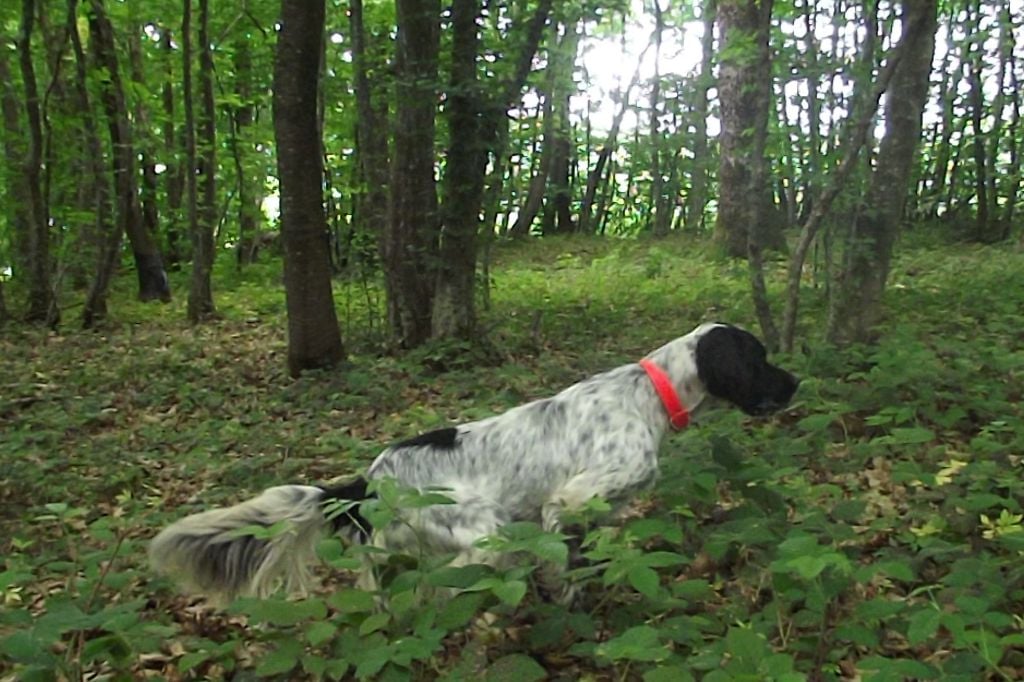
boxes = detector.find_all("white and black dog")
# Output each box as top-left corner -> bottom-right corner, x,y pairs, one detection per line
150,322 -> 798,604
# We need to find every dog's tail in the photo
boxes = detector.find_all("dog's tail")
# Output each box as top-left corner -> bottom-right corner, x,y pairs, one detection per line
149,478 -> 370,605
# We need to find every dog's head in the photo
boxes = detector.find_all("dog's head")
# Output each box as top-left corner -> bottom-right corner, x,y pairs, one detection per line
695,325 -> 799,416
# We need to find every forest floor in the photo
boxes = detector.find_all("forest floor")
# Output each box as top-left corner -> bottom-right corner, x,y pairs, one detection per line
2,233 -> 1024,681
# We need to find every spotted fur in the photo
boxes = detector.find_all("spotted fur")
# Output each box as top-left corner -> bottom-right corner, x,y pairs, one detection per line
149,322 -> 798,604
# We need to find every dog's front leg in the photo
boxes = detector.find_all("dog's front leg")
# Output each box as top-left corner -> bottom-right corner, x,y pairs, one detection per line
538,460 -> 658,603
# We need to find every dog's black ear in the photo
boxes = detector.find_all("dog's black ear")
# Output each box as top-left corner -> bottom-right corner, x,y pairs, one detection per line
696,324 -> 799,415
695,325 -> 765,413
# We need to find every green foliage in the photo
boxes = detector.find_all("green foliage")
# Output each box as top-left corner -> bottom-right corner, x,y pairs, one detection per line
2,236 -> 1024,679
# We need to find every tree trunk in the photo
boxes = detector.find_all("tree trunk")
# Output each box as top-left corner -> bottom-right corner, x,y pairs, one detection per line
578,42 -> 647,234
162,28 -> 185,267
128,31 -> 160,256
187,0 -> 216,322
540,23 -> 578,236
826,0 -> 937,345
231,38 -> 265,266
714,0 -> 773,259
350,0 -> 389,255
648,1 -> 666,237
479,0 -> 553,232
432,0 -> 486,340
18,0 -> 55,324
1003,30 -> 1021,233
715,0 -> 777,346
0,40 -> 33,306
274,0 -> 345,376
684,0 -> 716,232
780,15 -> 908,352
70,0 -> 117,329
384,0 -> 440,348
965,1 -> 990,242
509,93 -> 553,238
88,0 -> 171,303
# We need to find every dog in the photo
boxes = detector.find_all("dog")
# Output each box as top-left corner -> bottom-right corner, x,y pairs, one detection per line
149,322 -> 799,604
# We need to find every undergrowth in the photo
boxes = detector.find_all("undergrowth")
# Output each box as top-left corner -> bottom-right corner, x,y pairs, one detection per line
1,235 -> 1023,680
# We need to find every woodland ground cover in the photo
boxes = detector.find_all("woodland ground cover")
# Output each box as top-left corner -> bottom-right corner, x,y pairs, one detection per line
2,233 -> 1024,681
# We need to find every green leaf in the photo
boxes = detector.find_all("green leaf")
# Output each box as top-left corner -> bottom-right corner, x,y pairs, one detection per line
255,639 -> 302,677
710,436 -> 744,471
328,588 -> 376,613
597,625 -> 669,663
889,427 -> 935,444
786,556 -> 828,580
797,413 -> 835,432
832,499 -> 867,522
0,631 -> 47,664
906,607 -> 941,645
640,551 -> 688,568
234,598 -> 327,626
359,612 -> 391,636
178,650 -> 213,672
725,627 -> 768,669
484,654 -> 547,682
644,666 -> 695,682
491,579 -> 527,606
306,621 -> 337,647
628,566 -> 661,599
437,592 -> 486,630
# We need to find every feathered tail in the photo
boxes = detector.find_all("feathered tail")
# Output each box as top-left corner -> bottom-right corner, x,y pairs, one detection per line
149,479 -> 369,605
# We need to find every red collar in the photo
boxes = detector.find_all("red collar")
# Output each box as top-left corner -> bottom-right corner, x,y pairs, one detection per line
639,359 -> 690,430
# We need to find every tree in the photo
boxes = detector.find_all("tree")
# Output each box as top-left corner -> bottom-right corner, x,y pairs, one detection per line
17,0 -> 54,324
88,0 -> 171,304
826,0 -> 937,345
187,0 -> 216,322
715,0 -> 778,347
384,0 -> 440,348
349,0 -> 390,256
274,0 -> 345,376
432,0 -> 486,340
71,0 -> 117,329
683,0 -> 716,232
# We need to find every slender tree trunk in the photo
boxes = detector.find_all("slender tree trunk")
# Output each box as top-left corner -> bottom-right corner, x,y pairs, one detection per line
18,0 -> 55,324
479,0 -> 553,232
88,0 -> 171,303
350,0 -> 389,255
541,23 -> 578,236
684,0 -> 716,232
0,42 -> 33,302
925,3 -> 958,217
714,0 -> 773,258
799,0 -> 821,223
384,0 -> 440,347
181,0 -> 197,287
432,0 -> 486,340
70,0 -> 116,329
780,19 -> 908,352
187,0 -> 216,322
578,41 -> 648,234
716,0 -> 777,345
984,1 -> 1010,239
510,93 -> 553,237
274,0 -> 345,375
826,0 -> 937,345
231,38 -> 265,266
128,32 -> 160,254
966,1 -> 989,242
162,29 -> 185,267
1003,35 -> 1021,233
648,1 -> 668,237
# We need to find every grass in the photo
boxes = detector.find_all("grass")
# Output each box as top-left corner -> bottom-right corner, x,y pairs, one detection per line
2,233 -> 1024,680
